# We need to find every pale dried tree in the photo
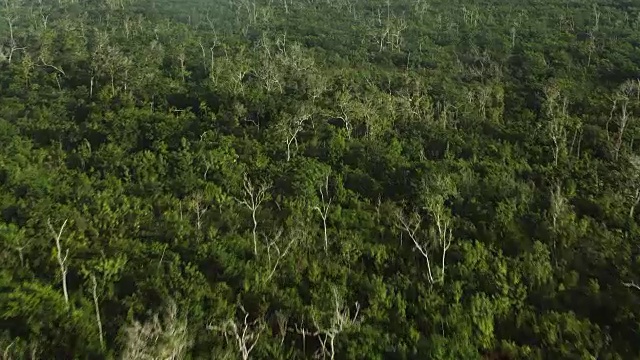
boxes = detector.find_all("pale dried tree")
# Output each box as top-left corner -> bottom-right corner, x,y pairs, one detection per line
177,48 -> 188,83
1,338 -> 40,360
308,72 -> 328,105
435,101 -> 456,130
48,218 -> 69,304
548,183 -> 570,265
237,175 -> 270,256
90,273 -> 105,349
274,311 -> 289,347
609,79 -> 640,160
336,92 -> 354,139
426,197 -> 453,283
294,288 -> 360,360
208,306 -> 265,360
278,111 -> 309,162
92,37 -> 132,97
396,209 -> 435,284
628,155 -> 640,219
544,84 -> 571,166
549,183 -> 567,233
121,301 -> 190,360
623,281 -> 640,291
1,0 -> 25,64
263,227 -> 297,282
1,224 -> 28,267
188,192 -> 209,233
313,174 -> 332,253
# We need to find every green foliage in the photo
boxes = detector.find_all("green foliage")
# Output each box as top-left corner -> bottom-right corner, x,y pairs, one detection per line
0,0 -> 639,358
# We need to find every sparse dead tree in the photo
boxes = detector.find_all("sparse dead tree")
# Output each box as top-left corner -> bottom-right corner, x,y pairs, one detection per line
122,301 -> 190,360
375,15 -> 407,53
92,31 -> 133,97
548,183 -> 569,266
586,32 -> 597,68
188,192 -> 209,233
90,274 -> 104,349
293,319 -> 309,355
426,197 -> 453,283
259,59 -> 283,93
1,0 -> 25,64
278,111 -> 309,161
2,341 -> 14,359
258,4 -> 273,24
48,219 -> 69,304
413,0 -> 429,19
2,337 -> 41,360
37,37 -> 65,90
177,49 -> 188,83
550,184 -> 567,233
18,51 -> 35,87
276,41 -> 314,75
308,72 -> 328,105
377,25 -> 389,52
396,209 -> 435,284
477,86 -> 491,121
1,224 -> 28,267
255,36 -> 283,94
295,288 -> 360,360
336,93 -> 354,139
273,311 -> 289,347
313,174 -> 332,253
435,101 -> 456,129
609,80 -> 640,160
544,84 -> 572,166
623,281 -> 640,291
627,155 -> 640,219
225,49 -> 251,95
238,0 -> 258,24
237,175 -> 270,256
263,228 -> 297,282
389,17 -> 407,51
208,306 -> 265,360
461,5 -> 480,27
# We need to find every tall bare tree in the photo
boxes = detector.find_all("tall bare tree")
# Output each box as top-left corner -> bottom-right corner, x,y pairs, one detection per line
122,301 -> 190,360
425,197 -> 453,283
208,305 -> 265,360
294,288 -> 360,360
1,0 -> 25,64
263,227 -> 298,282
237,175 -> 270,256
628,155 -> 640,219
278,111 -> 309,162
188,191 -> 209,234
543,84 -> 571,166
609,79 -> 640,160
90,274 -> 104,349
396,209 -> 435,284
313,174 -> 332,253
48,219 -> 69,304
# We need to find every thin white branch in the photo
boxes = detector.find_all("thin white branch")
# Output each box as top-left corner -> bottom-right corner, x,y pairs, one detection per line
623,281 -> 640,291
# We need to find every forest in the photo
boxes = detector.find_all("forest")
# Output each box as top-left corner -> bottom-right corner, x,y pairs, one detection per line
1,0 -> 640,358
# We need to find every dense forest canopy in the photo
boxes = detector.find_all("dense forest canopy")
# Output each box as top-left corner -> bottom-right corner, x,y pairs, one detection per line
1,0 -> 640,358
